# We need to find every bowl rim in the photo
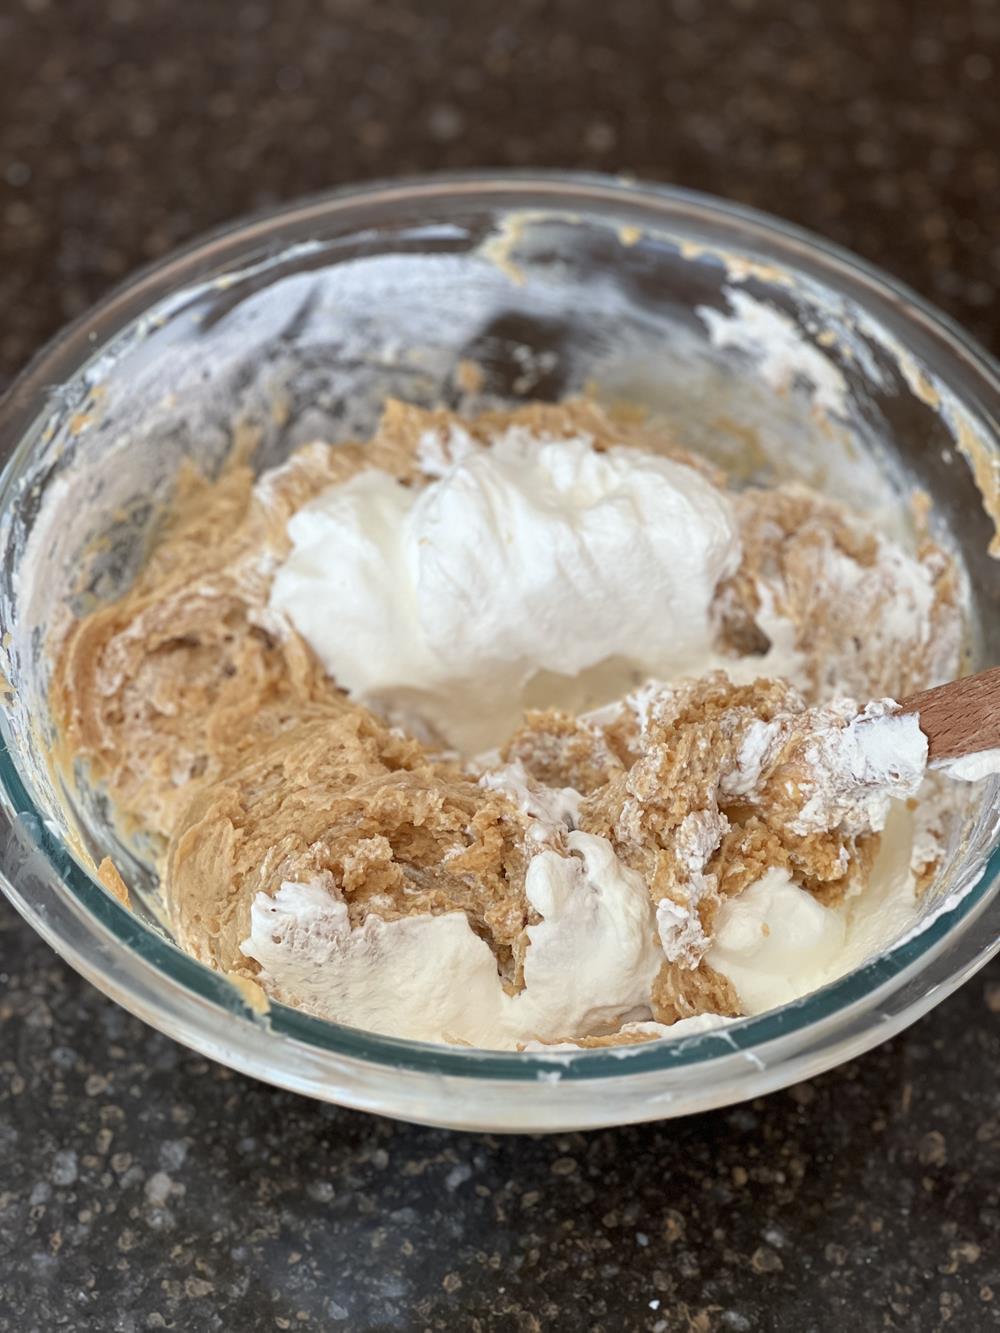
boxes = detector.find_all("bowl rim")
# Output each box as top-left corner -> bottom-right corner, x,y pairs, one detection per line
1,169 -> 999,1098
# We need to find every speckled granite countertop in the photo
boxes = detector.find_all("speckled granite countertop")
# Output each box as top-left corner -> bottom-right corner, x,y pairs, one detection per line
1,2 -> 999,1329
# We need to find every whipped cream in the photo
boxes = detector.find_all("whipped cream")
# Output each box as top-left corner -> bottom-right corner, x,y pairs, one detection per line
933,748 -> 1000,782
268,427 -> 740,752
707,804 -> 922,1013
793,702 -> 928,834
478,758 -> 582,841
241,830 -> 662,1048
707,867 -> 848,1012
728,698 -> 928,837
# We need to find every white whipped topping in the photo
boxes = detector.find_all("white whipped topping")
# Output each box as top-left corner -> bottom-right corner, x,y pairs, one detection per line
656,892 -> 713,967
654,809 -> 724,966
708,804 -> 921,1013
932,747 -> 1000,782
722,698 -> 928,838
268,427 -> 740,752
707,867 -> 848,1013
241,830 -> 662,1049
478,759 -> 581,843
791,700 -> 928,836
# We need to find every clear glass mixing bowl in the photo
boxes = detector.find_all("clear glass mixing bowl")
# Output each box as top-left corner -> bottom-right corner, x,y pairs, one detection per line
1,173 -> 998,1132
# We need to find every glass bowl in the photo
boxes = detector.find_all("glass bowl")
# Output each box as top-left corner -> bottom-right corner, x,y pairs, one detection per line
1,172 -> 999,1132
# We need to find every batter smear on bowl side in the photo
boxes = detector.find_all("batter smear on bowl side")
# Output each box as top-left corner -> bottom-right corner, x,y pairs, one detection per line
52,398 -> 972,1049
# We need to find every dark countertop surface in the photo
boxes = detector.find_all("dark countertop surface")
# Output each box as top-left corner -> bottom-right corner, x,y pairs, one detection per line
1,2 -> 999,1329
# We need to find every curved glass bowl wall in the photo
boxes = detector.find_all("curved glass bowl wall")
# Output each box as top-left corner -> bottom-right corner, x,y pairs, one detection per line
1,174 -> 998,1130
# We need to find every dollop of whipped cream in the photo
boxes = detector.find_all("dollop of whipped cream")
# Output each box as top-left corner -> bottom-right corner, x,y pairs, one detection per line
706,803 -> 925,1014
241,831 -> 662,1048
268,427 -> 740,752
706,867 -> 848,1012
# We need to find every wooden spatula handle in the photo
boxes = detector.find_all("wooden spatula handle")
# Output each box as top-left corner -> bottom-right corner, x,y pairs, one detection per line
899,665 -> 1000,763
